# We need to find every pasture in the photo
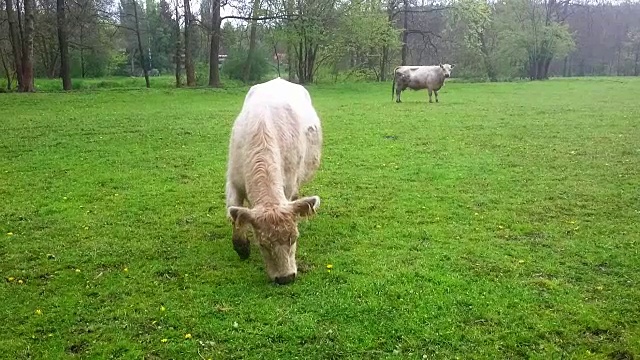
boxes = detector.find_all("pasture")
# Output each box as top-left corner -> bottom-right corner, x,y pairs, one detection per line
1,77 -> 639,359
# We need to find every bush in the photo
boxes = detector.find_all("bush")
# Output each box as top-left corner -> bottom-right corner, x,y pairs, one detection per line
221,46 -> 271,83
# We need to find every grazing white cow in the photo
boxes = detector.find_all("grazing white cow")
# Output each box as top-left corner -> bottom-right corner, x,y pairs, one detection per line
392,63 -> 455,103
225,77 -> 323,285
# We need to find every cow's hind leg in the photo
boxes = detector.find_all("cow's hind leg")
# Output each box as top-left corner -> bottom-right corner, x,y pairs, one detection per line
428,89 -> 433,103
434,90 -> 439,103
395,87 -> 402,103
226,182 -> 250,260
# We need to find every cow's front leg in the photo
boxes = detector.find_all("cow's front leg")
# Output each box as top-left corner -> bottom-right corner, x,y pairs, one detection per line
226,182 -> 250,260
434,90 -> 439,103
285,183 -> 299,201
428,89 -> 433,103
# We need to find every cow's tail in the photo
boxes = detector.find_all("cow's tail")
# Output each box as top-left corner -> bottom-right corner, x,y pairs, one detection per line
391,67 -> 396,101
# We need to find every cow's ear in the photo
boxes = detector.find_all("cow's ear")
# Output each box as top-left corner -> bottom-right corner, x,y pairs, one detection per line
291,196 -> 320,218
451,64 -> 455,68
228,206 -> 254,228
439,63 -> 444,68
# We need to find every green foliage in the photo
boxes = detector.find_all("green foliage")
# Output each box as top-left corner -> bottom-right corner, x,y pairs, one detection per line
323,3 -> 401,74
1,78 -> 640,358
449,0 -> 575,80
221,46 -> 271,83
497,0 -> 575,72
107,52 -> 131,76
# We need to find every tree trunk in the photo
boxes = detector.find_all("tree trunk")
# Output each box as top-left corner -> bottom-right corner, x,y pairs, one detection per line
401,0 -> 408,66
243,0 -> 261,83
0,51 -> 12,90
57,0 -> 72,90
5,0 -> 24,90
380,45 -> 388,82
287,44 -> 294,81
543,57 -> 552,79
183,0 -> 196,86
174,3 -> 182,87
133,0 -> 150,88
285,0 -> 294,81
297,40 -> 303,83
479,33 -> 496,82
208,0 -> 221,87
80,27 -> 86,78
21,0 -> 35,92
274,45 -> 281,77
634,47 -> 639,76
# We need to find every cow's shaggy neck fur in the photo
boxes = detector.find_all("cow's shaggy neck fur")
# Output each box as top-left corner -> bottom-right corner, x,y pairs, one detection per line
245,118 -> 287,207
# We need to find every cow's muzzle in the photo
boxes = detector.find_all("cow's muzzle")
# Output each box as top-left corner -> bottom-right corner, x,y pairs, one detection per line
445,74 -> 450,78
274,273 -> 296,285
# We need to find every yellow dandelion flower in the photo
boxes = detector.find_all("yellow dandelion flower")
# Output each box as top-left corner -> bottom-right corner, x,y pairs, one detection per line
18,279 -> 24,284
184,333 -> 192,339
35,309 -> 43,315
160,306 -> 166,312
123,268 -> 128,272
75,269 -> 81,273
326,264 -> 333,269
518,260 -> 525,264
7,232 -> 13,236
8,277 -> 15,282
161,338 -> 168,343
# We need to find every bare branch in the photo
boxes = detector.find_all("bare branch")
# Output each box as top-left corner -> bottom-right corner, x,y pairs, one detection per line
220,14 -> 295,21
392,5 -> 451,17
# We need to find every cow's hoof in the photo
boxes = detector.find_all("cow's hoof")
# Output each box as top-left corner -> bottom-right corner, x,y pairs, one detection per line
232,235 -> 250,260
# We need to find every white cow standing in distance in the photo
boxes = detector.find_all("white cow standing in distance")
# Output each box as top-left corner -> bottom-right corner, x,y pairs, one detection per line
225,77 -> 323,285
392,63 -> 456,103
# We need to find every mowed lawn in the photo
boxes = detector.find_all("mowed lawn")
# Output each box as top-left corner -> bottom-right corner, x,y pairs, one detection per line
1,77 -> 639,359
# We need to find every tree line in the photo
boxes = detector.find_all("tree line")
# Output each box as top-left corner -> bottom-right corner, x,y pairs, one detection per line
1,0 -> 639,91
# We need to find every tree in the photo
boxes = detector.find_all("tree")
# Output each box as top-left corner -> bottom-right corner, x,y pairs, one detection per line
242,0 -> 261,82
57,0 -> 71,90
625,27 -> 640,76
207,0 -> 221,87
183,0 -> 195,86
451,0 -> 497,81
21,0 -> 36,91
500,0 -> 574,80
132,0 -> 150,87
174,0 -> 182,86
5,0 -> 24,89
320,0 -> 401,81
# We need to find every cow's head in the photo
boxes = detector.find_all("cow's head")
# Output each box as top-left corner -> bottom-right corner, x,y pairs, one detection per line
439,63 -> 455,78
228,196 -> 320,285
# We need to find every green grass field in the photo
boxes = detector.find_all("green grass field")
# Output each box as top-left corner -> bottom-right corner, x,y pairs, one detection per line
1,77 -> 639,359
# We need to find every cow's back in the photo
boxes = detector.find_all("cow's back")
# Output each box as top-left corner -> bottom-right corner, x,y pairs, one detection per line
228,78 -> 322,194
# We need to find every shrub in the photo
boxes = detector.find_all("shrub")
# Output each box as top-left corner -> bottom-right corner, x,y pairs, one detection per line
221,46 -> 271,83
